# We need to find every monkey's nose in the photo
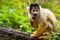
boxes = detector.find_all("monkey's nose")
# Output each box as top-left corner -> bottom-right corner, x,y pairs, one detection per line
34,14 -> 37,16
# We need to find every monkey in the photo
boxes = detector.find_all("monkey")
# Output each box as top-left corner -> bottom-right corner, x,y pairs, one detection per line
27,3 -> 57,40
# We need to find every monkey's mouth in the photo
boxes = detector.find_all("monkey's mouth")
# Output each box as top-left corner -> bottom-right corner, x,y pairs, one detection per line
32,17 -> 36,19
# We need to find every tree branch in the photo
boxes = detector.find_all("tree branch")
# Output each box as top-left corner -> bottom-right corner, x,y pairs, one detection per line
0,27 -> 42,40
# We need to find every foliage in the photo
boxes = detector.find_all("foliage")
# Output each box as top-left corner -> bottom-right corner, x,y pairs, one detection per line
0,0 -> 32,32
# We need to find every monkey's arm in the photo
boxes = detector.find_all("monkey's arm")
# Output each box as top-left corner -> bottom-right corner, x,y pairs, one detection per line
31,21 -> 48,37
32,25 -> 48,37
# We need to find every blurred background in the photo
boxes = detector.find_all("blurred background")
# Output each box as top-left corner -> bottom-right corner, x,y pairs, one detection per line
0,0 -> 60,36
0,0 -> 60,40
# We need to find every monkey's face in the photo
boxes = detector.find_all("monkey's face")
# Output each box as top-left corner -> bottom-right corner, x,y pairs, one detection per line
30,8 -> 40,19
29,3 -> 40,20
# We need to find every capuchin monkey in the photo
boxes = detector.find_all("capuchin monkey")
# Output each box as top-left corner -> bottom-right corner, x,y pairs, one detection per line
27,3 -> 57,40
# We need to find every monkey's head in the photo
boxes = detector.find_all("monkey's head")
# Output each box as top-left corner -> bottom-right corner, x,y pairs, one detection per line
30,3 -> 40,19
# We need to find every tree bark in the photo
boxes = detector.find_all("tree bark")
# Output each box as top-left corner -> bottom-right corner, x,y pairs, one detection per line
0,27 -> 42,40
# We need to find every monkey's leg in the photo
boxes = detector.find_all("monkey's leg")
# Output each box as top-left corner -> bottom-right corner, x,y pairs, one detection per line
31,24 -> 48,37
39,21 -> 53,39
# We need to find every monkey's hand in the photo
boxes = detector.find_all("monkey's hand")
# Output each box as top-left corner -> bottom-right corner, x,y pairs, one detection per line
29,34 -> 38,40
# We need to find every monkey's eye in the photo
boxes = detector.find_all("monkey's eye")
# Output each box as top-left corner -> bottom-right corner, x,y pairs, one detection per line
33,10 -> 35,12
36,10 -> 38,12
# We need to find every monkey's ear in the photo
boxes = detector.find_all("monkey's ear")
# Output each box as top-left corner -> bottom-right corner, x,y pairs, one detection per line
39,6 -> 41,9
27,6 -> 30,13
